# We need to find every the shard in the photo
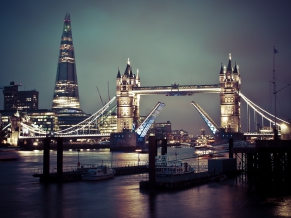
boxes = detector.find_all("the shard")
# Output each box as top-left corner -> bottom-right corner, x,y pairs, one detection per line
52,13 -> 80,110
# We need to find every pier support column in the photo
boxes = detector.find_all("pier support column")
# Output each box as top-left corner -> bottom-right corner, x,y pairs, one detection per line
161,139 -> 167,155
149,136 -> 157,191
229,138 -> 233,158
57,137 -> 63,182
43,137 -> 50,183
287,151 -> 291,185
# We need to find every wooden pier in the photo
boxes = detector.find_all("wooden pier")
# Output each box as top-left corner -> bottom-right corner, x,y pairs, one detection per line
33,165 -> 149,183
233,140 -> 291,192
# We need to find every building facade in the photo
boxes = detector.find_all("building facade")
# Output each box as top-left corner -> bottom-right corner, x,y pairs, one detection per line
98,112 -> 117,135
2,81 -> 39,111
154,121 -> 172,139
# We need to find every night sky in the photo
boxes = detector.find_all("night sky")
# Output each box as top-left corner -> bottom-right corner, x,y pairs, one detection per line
0,0 -> 291,136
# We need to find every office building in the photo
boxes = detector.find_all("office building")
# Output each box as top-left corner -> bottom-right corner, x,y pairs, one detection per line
2,81 -> 38,111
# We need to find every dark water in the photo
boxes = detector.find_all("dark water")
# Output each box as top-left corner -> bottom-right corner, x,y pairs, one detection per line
0,147 -> 291,218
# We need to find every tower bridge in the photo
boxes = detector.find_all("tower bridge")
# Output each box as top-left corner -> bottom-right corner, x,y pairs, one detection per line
15,55 -> 291,150
114,55 -> 242,142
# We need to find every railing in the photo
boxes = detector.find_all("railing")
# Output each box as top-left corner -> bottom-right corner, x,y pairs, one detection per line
32,161 -> 148,174
132,84 -> 221,95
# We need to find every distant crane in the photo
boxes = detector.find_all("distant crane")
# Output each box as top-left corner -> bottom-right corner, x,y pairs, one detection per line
96,86 -> 105,106
108,81 -> 110,102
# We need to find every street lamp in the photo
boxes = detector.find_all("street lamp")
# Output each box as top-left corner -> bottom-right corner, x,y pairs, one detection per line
136,149 -> 142,165
76,149 -> 80,167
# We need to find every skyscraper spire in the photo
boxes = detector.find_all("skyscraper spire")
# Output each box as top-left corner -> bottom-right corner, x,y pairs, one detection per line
52,13 -> 80,110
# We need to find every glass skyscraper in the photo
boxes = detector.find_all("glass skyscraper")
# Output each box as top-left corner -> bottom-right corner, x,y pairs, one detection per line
52,13 -> 89,131
52,13 -> 80,110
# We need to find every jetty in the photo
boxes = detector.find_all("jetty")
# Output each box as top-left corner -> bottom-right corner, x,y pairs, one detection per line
33,165 -> 148,183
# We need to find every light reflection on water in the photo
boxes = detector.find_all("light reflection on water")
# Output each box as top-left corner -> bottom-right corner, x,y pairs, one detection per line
0,147 -> 290,218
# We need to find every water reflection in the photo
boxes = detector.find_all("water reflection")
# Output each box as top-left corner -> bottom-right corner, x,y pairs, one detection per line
0,147 -> 291,218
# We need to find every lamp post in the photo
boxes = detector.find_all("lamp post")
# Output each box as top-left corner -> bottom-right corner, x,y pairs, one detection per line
136,149 -> 141,165
76,149 -> 80,167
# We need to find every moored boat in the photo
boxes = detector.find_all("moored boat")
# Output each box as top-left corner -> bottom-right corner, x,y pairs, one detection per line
155,154 -> 194,177
82,165 -> 115,181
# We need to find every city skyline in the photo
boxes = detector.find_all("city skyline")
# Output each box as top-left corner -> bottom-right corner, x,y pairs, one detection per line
0,1 -> 291,135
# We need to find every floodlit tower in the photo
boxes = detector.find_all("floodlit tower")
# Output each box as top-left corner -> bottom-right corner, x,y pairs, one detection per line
116,59 -> 140,132
219,54 -> 241,133
52,13 -> 80,110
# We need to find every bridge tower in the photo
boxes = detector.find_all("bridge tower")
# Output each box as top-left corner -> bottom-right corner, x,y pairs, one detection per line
116,59 -> 140,132
219,54 -> 241,133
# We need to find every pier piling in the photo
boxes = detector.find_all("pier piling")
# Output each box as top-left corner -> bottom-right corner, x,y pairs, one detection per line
229,138 -> 233,158
161,139 -> 167,155
43,137 -> 50,183
57,137 -> 63,182
149,136 -> 157,191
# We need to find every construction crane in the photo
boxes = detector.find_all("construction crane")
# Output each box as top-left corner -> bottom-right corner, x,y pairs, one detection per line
96,86 -> 105,106
108,81 -> 110,102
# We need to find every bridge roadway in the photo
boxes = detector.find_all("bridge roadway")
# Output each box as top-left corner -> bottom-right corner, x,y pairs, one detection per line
132,84 -> 220,95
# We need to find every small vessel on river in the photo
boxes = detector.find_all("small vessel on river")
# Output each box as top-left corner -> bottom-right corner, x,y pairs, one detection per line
82,165 -> 115,181
155,154 -> 194,177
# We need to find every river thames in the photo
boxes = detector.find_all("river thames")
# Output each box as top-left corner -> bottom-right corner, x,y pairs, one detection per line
0,147 -> 290,218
